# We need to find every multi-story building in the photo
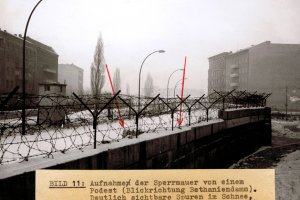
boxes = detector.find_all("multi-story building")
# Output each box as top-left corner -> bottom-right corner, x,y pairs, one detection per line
0,29 -> 58,95
58,63 -> 84,95
208,41 -> 300,111
208,52 -> 231,94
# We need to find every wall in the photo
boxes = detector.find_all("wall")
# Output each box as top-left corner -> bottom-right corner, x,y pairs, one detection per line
0,107 -> 271,200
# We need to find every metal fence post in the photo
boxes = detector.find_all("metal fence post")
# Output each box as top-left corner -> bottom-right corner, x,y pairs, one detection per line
73,91 -> 121,149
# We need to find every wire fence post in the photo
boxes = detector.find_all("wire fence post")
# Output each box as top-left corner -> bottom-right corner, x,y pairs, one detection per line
160,95 -> 190,130
263,93 -> 271,107
73,90 -> 121,149
230,90 -> 246,109
213,89 -> 235,110
176,94 -> 204,126
246,91 -> 257,108
197,94 -> 223,123
118,96 -> 138,137
119,94 -> 159,138
206,108 -> 209,122
137,94 -> 160,135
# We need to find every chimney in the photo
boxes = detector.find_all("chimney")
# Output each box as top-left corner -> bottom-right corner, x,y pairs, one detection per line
19,34 -> 22,38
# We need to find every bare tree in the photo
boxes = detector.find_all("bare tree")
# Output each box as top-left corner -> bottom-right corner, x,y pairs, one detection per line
144,73 -> 154,97
90,34 -> 105,96
113,68 -> 121,92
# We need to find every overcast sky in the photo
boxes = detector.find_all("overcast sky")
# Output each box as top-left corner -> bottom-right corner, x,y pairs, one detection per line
1,0 -> 299,95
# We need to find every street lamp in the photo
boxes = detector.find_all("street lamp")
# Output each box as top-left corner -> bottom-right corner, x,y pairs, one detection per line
166,68 -> 183,103
138,50 -> 165,112
174,78 -> 187,98
22,0 -> 44,135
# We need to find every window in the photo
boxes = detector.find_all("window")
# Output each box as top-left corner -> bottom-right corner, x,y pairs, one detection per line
45,85 -> 50,91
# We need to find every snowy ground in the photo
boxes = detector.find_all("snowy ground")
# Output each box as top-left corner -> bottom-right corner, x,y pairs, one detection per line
276,150 -> 300,200
0,108 -> 218,164
272,119 -> 300,139
273,119 -> 300,200
232,118 -> 300,200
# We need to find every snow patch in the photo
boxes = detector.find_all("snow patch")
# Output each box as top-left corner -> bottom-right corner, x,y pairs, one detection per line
272,120 -> 300,139
276,150 -> 300,200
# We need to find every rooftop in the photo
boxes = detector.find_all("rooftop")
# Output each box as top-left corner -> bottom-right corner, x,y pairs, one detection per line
0,29 -> 58,55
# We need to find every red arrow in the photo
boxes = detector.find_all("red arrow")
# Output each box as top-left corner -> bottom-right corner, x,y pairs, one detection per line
105,64 -> 124,128
177,56 -> 187,127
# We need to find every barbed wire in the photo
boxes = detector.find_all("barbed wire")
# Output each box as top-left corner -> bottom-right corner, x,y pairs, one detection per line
0,89 -> 270,164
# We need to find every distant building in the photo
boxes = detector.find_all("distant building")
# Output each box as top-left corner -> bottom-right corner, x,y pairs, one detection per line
208,41 -> 300,111
58,63 -> 84,95
0,29 -> 58,95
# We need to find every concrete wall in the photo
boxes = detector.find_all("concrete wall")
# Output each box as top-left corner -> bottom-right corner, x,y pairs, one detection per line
0,107 -> 271,200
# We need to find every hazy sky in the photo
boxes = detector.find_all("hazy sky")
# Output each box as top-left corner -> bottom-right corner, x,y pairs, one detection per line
1,0 -> 299,95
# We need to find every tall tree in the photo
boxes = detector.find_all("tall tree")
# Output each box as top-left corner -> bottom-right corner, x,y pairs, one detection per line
113,68 -> 121,92
144,73 -> 154,97
90,34 -> 105,96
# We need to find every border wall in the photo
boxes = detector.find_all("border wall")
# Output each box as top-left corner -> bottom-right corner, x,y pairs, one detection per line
0,107 -> 271,200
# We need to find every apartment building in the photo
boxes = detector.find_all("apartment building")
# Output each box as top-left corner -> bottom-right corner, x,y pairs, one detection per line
208,41 -> 300,111
0,29 -> 58,95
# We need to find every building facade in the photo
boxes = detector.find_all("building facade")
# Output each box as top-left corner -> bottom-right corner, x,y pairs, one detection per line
208,41 -> 300,111
58,63 -> 84,95
208,52 -> 231,94
0,29 -> 58,95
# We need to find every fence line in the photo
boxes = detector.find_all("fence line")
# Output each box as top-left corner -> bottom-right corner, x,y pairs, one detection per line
0,89 -> 270,164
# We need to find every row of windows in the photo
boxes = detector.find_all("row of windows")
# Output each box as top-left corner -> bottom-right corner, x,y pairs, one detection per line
209,79 -> 225,86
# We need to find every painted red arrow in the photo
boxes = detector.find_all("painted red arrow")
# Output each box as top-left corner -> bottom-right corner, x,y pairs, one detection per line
105,64 -> 124,128
177,56 -> 187,127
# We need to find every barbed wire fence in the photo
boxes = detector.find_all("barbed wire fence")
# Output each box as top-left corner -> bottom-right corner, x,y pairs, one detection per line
0,88 -> 270,165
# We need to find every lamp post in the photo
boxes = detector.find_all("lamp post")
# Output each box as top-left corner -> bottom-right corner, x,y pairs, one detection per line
22,0 -> 44,135
166,68 -> 183,104
174,78 -> 187,98
138,50 -> 165,112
